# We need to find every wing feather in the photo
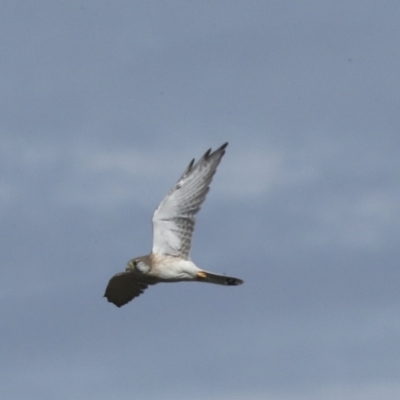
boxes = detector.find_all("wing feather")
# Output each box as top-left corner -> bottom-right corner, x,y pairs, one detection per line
104,272 -> 156,307
151,143 -> 228,259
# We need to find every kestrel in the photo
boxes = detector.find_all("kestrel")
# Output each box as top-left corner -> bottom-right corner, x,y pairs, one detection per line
104,142 -> 243,307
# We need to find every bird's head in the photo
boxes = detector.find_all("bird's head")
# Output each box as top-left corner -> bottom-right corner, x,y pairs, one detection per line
126,257 -> 150,274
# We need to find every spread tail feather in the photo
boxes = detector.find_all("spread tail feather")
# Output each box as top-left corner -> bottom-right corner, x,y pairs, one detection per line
198,271 -> 243,286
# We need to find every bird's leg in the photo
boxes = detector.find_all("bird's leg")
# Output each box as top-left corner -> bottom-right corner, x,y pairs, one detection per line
196,271 -> 207,280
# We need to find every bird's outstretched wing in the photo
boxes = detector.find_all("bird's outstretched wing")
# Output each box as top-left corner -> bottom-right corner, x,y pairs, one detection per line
104,272 -> 157,307
152,142 -> 228,259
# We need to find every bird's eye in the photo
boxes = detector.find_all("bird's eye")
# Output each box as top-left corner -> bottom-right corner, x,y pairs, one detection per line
126,259 -> 137,271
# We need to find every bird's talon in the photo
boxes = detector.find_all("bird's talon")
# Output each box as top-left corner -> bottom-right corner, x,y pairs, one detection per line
197,271 -> 207,279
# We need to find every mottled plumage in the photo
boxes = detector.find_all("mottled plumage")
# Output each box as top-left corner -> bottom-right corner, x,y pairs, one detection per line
104,143 -> 243,307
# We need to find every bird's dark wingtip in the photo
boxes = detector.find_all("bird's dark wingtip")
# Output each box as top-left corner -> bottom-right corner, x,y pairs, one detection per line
204,148 -> 212,158
104,294 -> 125,308
206,142 -> 229,159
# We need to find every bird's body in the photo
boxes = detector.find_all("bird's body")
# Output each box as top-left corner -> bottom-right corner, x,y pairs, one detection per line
135,254 -> 200,282
104,143 -> 243,307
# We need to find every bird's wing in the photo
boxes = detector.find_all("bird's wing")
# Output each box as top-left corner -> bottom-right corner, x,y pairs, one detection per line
104,272 -> 156,307
152,142 -> 228,259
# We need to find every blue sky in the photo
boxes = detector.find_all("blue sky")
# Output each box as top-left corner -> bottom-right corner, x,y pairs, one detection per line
1,1 -> 400,399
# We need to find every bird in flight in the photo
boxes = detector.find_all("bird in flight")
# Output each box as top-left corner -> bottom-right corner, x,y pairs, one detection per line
104,142 -> 243,307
